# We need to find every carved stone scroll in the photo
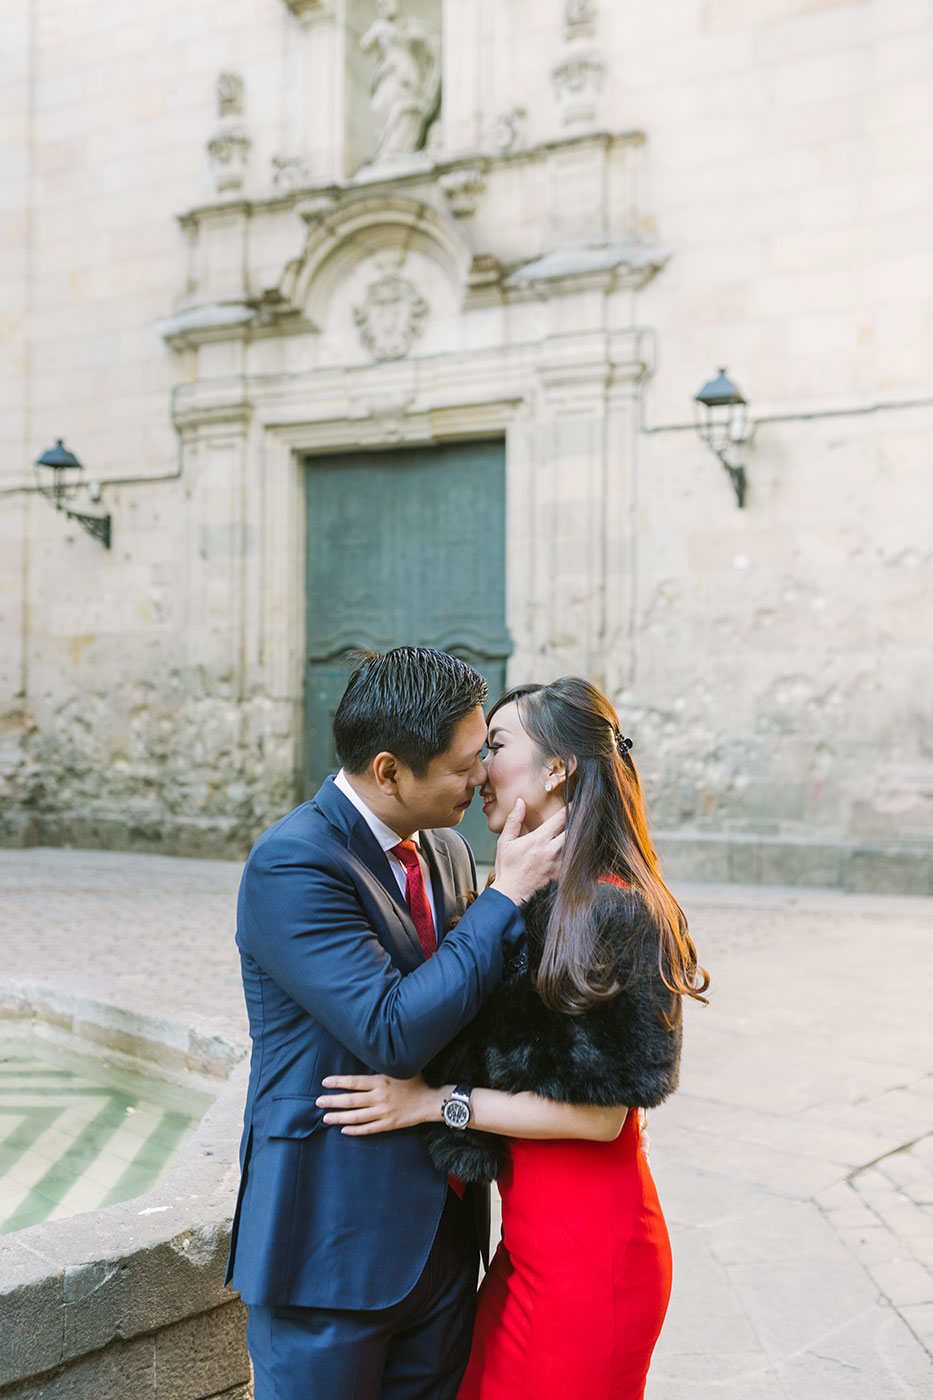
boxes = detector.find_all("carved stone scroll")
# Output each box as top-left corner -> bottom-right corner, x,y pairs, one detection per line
484,106 -> 527,155
272,155 -> 313,193
438,164 -> 486,218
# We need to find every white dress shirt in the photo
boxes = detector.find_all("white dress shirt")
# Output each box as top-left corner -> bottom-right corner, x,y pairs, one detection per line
333,769 -> 438,929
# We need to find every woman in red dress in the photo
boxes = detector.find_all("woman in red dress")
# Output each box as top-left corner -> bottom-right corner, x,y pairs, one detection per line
321,678 -> 709,1399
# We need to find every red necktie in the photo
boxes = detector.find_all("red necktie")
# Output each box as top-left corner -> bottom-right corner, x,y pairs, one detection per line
392,841 -> 436,960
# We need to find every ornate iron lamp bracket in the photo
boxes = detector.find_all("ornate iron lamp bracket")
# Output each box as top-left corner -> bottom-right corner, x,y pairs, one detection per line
64,508 -> 112,550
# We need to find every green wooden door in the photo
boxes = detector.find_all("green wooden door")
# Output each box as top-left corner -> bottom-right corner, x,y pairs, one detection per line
305,440 -> 510,862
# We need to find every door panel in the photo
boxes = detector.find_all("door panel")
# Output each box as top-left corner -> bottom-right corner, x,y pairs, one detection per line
306,440 -> 509,862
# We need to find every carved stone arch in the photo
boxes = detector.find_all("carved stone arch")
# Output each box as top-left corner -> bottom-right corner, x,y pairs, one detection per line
281,194 -> 475,332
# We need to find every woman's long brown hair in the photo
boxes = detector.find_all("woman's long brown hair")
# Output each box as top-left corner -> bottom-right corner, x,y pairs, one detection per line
488,678 -> 710,1018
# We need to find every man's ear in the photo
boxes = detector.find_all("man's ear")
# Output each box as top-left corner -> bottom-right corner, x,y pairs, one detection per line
372,751 -> 401,795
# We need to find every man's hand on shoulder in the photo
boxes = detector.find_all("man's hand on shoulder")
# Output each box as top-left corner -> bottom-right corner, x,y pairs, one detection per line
492,800 -> 565,906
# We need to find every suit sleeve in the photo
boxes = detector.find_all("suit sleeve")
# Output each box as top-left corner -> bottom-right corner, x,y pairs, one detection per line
239,831 -> 524,1078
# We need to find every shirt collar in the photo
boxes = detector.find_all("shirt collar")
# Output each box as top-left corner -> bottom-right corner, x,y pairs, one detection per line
334,769 -> 422,854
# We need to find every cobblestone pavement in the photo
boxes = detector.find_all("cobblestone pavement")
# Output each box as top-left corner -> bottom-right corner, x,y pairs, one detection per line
1,849 -> 932,1397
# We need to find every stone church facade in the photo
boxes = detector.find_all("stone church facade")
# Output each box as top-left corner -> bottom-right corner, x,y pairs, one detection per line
1,0 -> 931,888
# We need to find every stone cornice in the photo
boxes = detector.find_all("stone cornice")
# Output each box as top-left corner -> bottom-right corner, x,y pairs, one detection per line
157,296 -> 314,351
506,237 -> 671,294
156,302 -> 258,349
175,129 -> 646,227
167,326 -> 652,434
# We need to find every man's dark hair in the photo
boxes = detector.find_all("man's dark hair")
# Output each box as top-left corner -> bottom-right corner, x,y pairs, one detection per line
333,647 -> 488,777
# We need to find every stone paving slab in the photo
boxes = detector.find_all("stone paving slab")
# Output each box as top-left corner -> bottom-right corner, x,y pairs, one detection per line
0,848 -> 246,1035
647,882 -> 933,1398
1,850 -> 932,1396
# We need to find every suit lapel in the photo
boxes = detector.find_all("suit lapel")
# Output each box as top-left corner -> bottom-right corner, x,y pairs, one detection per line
348,817 -> 406,911
420,832 -> 455,946
312,777 -> 424,965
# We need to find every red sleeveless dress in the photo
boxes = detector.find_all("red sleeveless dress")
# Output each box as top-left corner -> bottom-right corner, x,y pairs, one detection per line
456,876 -> 673,1400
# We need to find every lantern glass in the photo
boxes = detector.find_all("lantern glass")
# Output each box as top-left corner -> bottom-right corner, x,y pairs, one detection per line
694,369 -> 748,455
34,439 -> 83,509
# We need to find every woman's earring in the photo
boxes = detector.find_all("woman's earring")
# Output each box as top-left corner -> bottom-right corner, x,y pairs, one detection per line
544,779 -> 553,792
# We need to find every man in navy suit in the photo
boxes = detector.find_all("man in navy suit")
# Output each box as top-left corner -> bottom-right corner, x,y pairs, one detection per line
228,648 -> 563,1399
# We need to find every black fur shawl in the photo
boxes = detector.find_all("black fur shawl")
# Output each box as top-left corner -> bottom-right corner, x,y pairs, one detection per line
423,881 -> 681,1183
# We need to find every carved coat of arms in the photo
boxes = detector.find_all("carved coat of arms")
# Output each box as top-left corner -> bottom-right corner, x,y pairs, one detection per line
353,250 -> 429,362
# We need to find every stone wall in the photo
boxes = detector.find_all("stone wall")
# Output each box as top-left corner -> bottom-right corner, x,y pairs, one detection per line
1,0 -> 931,886
0,983 -> 251,1399
622,0 -> 933,889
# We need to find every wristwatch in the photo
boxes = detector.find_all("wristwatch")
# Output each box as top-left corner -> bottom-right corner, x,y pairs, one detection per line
441,1084 -> 473,1130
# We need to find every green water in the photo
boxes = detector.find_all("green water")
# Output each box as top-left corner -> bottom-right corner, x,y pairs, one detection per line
0,1045 -> 207,1234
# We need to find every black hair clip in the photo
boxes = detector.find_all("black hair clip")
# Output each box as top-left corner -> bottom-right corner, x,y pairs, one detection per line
615,731 -> 633,759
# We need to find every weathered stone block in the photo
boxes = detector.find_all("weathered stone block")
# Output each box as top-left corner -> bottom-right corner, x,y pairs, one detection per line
73,1018 -> 187,1071
758,839 -> 844,888
0,810 -> 37,848
61,1226 -> 233,1361
153,1302 -> 251,1400
0,1334 -> 156,1400
845,847 -> 931,896
655,834 -> 732,884
186,1026 -> 243,1078
727,839 -> 761,884
0,1253 -> 64,1389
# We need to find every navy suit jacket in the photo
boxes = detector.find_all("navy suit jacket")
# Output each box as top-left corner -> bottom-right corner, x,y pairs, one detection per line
226,776 -> 524,1310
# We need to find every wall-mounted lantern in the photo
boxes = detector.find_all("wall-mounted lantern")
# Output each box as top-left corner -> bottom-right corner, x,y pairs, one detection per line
34,440 -> 111,549
693,368 -> 750,508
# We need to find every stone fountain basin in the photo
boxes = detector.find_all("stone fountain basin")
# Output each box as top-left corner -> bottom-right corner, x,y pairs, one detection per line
0,979 -> 251,1400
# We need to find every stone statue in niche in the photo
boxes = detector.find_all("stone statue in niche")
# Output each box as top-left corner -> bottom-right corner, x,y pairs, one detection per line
359,0 -> 441,163
353,248 -> 429,361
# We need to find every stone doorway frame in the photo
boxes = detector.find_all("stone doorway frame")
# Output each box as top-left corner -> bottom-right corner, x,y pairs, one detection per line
171,326 -> 646,806
165,135 -> 656,812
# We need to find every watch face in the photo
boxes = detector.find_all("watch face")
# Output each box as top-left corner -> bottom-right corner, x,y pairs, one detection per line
443,1098 -> 471,1129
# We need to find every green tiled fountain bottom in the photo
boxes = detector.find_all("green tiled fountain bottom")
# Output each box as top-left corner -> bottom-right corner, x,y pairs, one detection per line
0,1046 -> 206,1234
